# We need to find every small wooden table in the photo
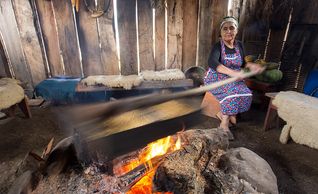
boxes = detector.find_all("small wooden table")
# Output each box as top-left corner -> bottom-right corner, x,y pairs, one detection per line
263,92 -> 279,131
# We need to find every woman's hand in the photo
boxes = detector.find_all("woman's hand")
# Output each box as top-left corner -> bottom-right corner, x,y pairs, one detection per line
232,70 -> 246,79
246,63 -> 265,74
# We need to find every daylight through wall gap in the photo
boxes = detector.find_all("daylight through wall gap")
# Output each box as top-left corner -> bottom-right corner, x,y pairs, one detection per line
195,0 -> 201,67
51,0 -> 65,75
136,0 -> 140,74
164,0 -> 168,69
153,8 -> 156,61
113,0 -> 121,74
72,5 -> 84,77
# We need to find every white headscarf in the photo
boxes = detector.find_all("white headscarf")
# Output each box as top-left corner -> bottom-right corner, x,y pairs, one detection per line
220,16 -> 239,29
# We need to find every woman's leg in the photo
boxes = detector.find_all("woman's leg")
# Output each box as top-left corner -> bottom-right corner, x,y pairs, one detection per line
220,114 -> 230,131
229,115 -> 237,125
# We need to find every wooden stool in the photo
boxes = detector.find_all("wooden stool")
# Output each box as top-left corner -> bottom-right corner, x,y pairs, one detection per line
201,92 -> 221,118
263,92 -> 279,131
6,95 -> 32,118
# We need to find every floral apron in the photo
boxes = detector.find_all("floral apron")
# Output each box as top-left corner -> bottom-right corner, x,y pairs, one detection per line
203,40 -> 252,115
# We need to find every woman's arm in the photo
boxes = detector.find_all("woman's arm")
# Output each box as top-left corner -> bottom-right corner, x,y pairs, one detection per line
208,42 -> 243,77
216,64 -> 243,77
245,62 -> 265,74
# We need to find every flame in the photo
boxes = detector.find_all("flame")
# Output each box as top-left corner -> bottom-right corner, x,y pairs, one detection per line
121,134 -> 182,194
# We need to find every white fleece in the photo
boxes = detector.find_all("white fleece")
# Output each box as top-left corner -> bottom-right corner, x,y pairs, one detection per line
272,91 -> 318,149
0,78 -> 24,110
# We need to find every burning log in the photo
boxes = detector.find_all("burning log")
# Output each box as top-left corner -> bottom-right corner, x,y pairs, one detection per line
153,128 -> 278,194
118,155 -> 164,192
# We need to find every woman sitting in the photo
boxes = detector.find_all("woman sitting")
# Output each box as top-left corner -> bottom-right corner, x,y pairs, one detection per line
204,16 -> 264,138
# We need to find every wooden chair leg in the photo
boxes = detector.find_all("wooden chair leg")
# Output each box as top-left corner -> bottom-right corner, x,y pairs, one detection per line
263,99 -> 277,131
18,96 -> 32,118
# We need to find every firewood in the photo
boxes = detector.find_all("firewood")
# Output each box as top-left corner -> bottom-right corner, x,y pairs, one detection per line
118,155 -> 164,192
41,137 -> 54,159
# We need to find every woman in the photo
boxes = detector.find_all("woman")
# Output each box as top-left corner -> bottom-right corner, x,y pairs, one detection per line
204,16 -> 264,137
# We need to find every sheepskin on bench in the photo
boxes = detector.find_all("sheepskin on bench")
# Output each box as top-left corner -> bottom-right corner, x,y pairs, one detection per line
272,91 -> 318,149
0,78 -> 24,110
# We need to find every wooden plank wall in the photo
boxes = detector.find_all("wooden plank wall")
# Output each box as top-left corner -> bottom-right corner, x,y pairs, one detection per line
117,0 -> 138,75
35,0 -> 64,76
0,0 -> 235,89
0,0 -> 33,90
182,0 -> 199,71
97,0 -> 119,75
0,41 -> 11,77
197,0 -> 228,68
12,0 -> 47,85
154,0 -> 165,71
167,0 -> 183,69
52,0 -> 82,77
77,0 -> 103,76
138,0 -> 154,71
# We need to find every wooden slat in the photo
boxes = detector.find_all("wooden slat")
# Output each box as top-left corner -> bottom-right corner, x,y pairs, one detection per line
167,0 -> 183,69
117,0 -> 138,75
0,41 -> 11,77
211,0 -> 228,45
265,30 -> 285,62
52,0 -> 82,77
77,1 -> 103,76
197,0 -> 213,68
12,0 -> 47,85
35,0 -> 63,76
138,0 -> 154,71
98,0 -> 119,75
0,0 -> 33,88
182,0 -> 199,71
154,2 -> 165,71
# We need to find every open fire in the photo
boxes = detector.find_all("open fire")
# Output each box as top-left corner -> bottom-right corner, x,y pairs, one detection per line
9,128 -> 278,194
113,134 -> 183,193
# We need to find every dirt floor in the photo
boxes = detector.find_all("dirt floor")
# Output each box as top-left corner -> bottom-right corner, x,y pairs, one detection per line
0,104 -> 318,193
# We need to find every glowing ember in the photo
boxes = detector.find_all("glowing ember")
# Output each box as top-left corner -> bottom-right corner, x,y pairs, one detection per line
117,134 -> 182,194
